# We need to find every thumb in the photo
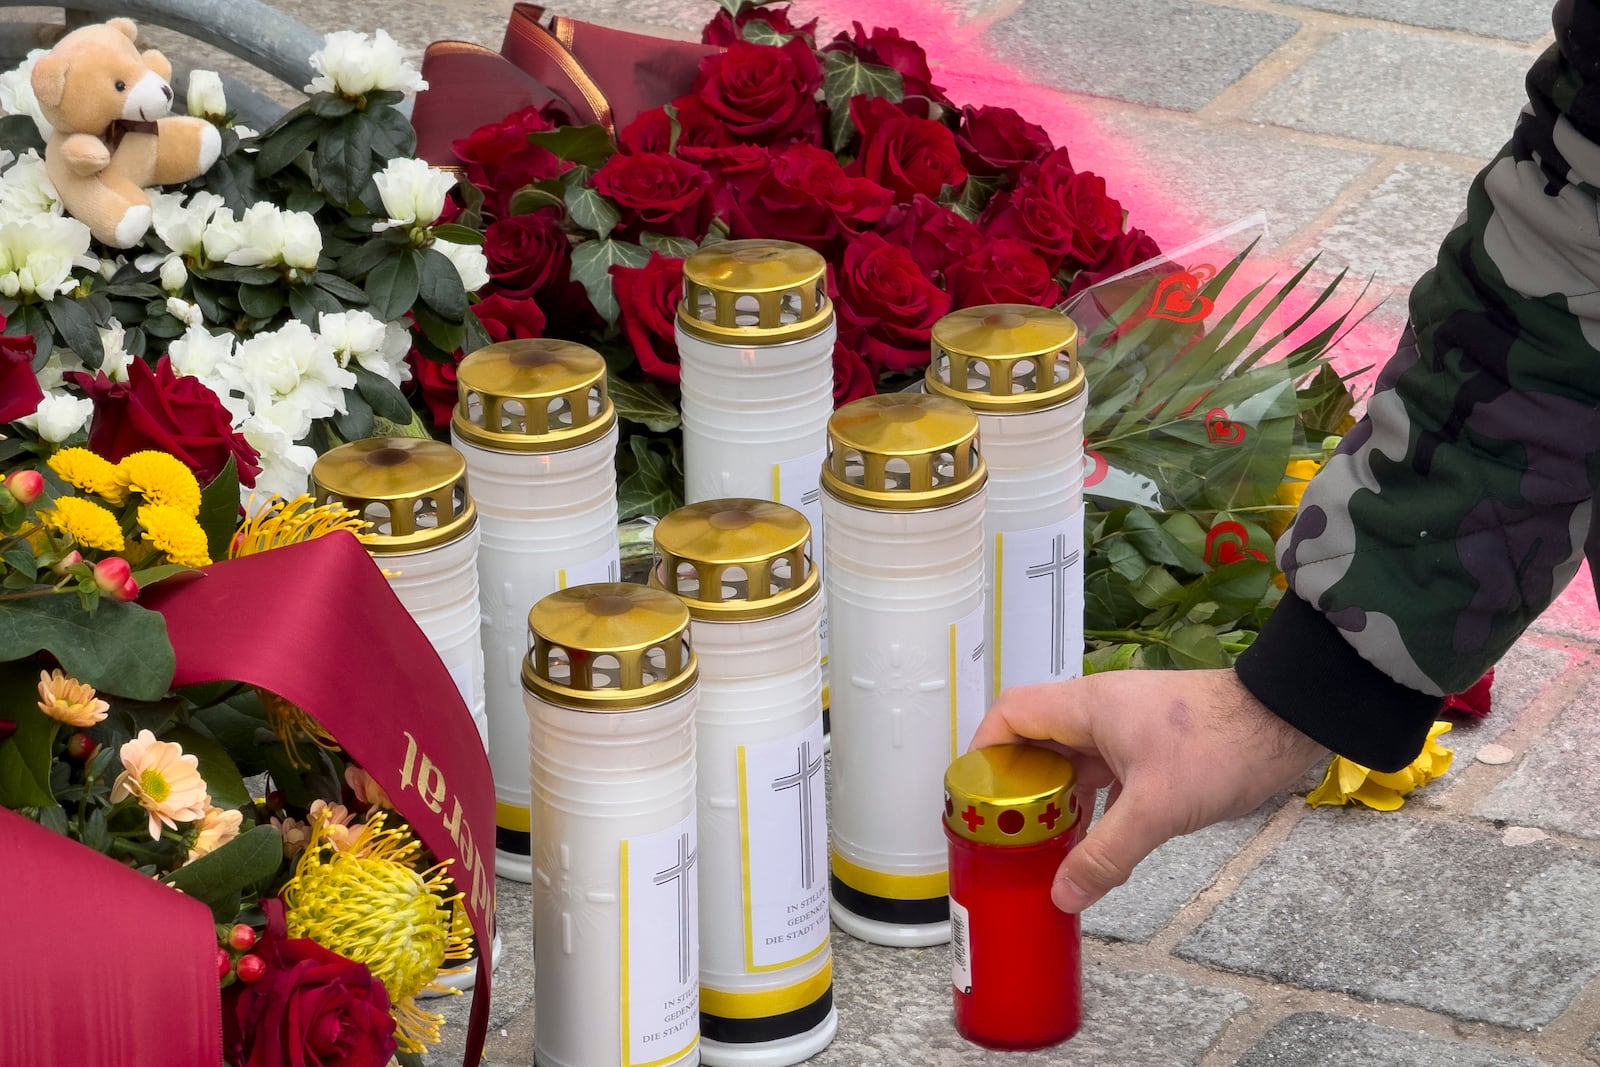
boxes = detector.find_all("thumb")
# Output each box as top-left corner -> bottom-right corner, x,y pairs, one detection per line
1052,787 -> 1173,913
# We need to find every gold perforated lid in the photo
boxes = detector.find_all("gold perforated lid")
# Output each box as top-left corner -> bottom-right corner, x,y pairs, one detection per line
944,744 -> 1079,847
677,240 -> 832,345
522,583 -> 697,711
311,438 -> 476,554
925,304 -> 1084,414
452,339 -> 616,452
650,499 -> 819,622
821,393 -> 986,511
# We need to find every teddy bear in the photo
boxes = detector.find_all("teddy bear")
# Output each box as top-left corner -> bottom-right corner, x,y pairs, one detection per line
30,18 -> 221,248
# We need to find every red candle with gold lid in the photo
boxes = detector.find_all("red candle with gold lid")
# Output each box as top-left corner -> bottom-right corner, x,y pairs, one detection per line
943,743 -> 1082,1049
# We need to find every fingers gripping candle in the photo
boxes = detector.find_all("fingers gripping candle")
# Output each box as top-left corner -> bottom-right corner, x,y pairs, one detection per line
926,305 -> 1087,699
524,584 -> 701,1067
676,240 -> 835,713
821,394 -> 988,947
450,339 -> 621,885
652,500 -> 836,1066
310,438 -> 486,749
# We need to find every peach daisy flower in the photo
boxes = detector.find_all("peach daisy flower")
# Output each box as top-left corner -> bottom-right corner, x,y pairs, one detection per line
109,729 -> 210,839
188,802 -> 243,861
36,669 -> 109,727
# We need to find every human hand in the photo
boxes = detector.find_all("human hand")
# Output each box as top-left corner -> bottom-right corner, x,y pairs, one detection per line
970,668 -> 1328,913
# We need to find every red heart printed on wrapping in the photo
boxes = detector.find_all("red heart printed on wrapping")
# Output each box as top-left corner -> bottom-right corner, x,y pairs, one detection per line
1204,520 -> 1266,566
1204,408 -> 1245,445
1083,449 -> 1108,487
1148,268 -> 1214,323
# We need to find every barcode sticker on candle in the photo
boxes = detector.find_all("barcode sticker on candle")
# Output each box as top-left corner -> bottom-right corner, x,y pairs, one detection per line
994,512 -> 1085,696
738,717 -> 830,970
950,895 -> 973,994
949,605 -> 987,759
621,812 -> 700,1066
556,545 -> 622,590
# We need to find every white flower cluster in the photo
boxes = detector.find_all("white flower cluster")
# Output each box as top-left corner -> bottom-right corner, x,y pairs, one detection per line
0,48 -> 53,139
373,157 -> 455,231
305,29 -> 427,99
124,191 -> 322,291
0,151 -> 94,301
167,310 -> 413,499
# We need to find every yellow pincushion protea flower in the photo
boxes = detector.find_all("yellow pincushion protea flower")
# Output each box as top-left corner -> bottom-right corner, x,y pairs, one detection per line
229,494 -> 372,558
280,809 -> 472,1054
1306,721 -> 1454,811
47,447 -> 130,505
137,503 -> 212,566
119,450 -> 202,515
40,495 -> 125,551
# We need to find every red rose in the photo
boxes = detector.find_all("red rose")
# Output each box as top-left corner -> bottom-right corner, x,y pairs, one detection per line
228,904 -> 396,1067
956,105 -> 1053,180
876,195 -> 981,278
847,94 -> 966,204
592,151 -> 715,240
618,95 -> 733,155
980,149 -> 1124,272
0,326 -> 42,424
702,3 -> 818,47
832,337 -> 876,407
1065,226 -> 1163,299
829,24 -> 947,111
484,211 -> 570,299
680,142 -> 773,222
473,292 -> 548,344
67,356 -> 260,487
453,104 -> 566,209
610,254 -> 684,384
946,238 -> 1062,309
693,38 -> 823,145
409,350 -> 460,428
724,143 -> 893,256
832,232 -> 952,375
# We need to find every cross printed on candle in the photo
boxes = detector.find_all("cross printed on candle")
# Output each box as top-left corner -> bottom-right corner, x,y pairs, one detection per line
653,833 -> 698,985
1025,532 -> 1080,676
771,740 -> 824,890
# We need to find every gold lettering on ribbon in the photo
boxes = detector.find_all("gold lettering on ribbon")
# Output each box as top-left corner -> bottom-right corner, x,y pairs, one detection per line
399,731 -> 495,919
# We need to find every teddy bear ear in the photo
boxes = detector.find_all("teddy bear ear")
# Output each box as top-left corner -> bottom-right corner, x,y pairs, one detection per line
108,17 -> 139,41
29,51 -> 68,111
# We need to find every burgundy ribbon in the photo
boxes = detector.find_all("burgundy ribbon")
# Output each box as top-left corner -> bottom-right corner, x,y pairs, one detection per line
142,531 -> 496,1065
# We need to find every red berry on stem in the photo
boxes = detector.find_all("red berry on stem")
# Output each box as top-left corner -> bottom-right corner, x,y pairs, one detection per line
235,953 -> 266,984
227,923 -> 256,951
64,733 -> 96,760
216,947 -> 232,978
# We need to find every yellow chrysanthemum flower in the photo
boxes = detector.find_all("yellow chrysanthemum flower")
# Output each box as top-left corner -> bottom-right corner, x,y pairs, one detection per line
1306,721 -> 1453,811
119,451 -> 202,515
109,729 -> 211,840
137,503 -> 212,567
40,496 -> 125,551
47,447 -> 130,505
36,669 -> 109,728
281,809 -> 472,1054
230,494 -> 373,558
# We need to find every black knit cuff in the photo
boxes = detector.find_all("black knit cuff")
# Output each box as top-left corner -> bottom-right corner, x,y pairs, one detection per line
1234,592 -> 1444,773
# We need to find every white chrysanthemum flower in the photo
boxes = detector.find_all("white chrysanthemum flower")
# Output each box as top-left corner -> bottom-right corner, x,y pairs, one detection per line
279,211 -> 322,271
0,150 -> 62,224
305,29 -> 426,98
186,70 -> 227,121
0,49 -> 53,140
373,157 -> 456,231
18,392 -> 92,443
0,216 -> 92,299
239,410 -> 320,501
229,321 -> 353,440
433,238 -> 489,293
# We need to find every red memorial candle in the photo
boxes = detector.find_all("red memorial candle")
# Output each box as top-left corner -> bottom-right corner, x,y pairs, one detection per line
943,744 -> 1082,1050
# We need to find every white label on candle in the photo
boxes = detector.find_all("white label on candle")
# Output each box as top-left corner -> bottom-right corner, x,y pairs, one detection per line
556,545 -> 622,590
950,605 -> 987,760
773,447 -> 828,665
738,717 -> 830,971
994,512 -> 1085,697
950,894 -> 973,994
621,811 -> 700,1066
446,659 -> 475,710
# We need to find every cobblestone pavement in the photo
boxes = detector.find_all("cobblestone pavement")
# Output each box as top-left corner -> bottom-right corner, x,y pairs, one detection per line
22,0 -> 1600,1062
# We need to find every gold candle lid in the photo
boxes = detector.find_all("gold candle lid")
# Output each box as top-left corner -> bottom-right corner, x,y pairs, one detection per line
650,499 -> 820,622
925,304 -> 1084,414
311,438 -> 476,554
944,744 -> 1079,847
821,393 -> 987,511
452,339 -> 616,453
522,583 -> 697,711
677,239 -> 832,345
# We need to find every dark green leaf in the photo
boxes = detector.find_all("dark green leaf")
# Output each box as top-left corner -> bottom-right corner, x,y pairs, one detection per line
431,223 -> 486,246
364,250 -> 421,322
163,722 -> 253,809
188,279 -> 226,325
0,663 -> 57,807
194,264 -> 281,286
82,807 -> 110,851
0,597 -> 173,700
288,283 -> 345,323
316,114 -> 376,205
332,391 -> 375,439
939,174 -> 1002,224
608,376 -> 681,432
309,93 -> 357,119
165,825 -> 282,915
564,185 -> 621,241
238,283 -> 286,320
569,238 -> 650,326
617,435 -> 681,521
255,113 -> 325,179
822,51 -> 904,152
528,125 -> 617,169
353,366 -> 413,422
0,114 -> 46,156
45,296 -> 104,369
640,232 -> 698,259
416,247 -> 469,321
198,456 -> 240,563
337,237 -> 399,279
366,103 -> 418,159
510,183 -> 566,216
311,271 -> 369,304
18,304 -> 52,362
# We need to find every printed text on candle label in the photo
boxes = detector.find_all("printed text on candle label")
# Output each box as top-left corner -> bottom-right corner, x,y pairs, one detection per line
740,717 -> 831,969
624,812 -> 700,1066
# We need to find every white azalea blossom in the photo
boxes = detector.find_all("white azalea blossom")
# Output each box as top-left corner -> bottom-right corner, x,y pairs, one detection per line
0,150 -> 62,224
373,158 -> 456,231
239,411 -> 319,501
0,149 -> 12,171
95,320 -> 134,381
220,203 -> 322,271
433,238 -> 489,294
168,324 -> 236,382
18,392 -> 92,443
229,321 -> 353,440
305,30 -> 426,98
186,70 -> 227,121
166,296 -> 204,328
201,207 -> 245,264
279,211 -> 322,271
159,256 -> 188,292
0,216 -> 92,299
319,310 -> 412,388
0,50 -> 53,140
149,191 -> 225,259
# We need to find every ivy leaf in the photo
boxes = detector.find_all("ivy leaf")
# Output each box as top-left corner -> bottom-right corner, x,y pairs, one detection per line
564,184 -> 622,241
743,20 -> 799,45
165,825 -> 282,919
608,376 -> 681,432
509,181 -> 565,217
528,125 -> 617,169
0,597 -> 173,700
940,174 -> 1002,223
364,250 -> 421,322
569,238 -> 650,326
822,51 -> 903,153
640,232 -> 698,259
617,435 -> 681,521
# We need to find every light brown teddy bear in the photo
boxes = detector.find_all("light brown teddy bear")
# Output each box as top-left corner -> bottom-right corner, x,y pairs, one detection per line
30,18 -> 221,248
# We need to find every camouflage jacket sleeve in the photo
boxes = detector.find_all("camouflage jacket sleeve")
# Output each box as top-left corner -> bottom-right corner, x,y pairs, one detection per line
1236,0 -> 1600,771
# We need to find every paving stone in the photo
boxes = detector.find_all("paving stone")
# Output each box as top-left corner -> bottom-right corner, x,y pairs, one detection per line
1248,28 -> 1537,158
1237,1012 -> 1558,1067
1176,811 -> 1600,1028
433,877 -> 534,1067
1082,793 -> 1280,943
1274,0 -> 1553,43
1476,681 -> 1600,840
1434,639 -> 1571,773
984,0 -> 1300,112
1311,160 -> 1476,289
